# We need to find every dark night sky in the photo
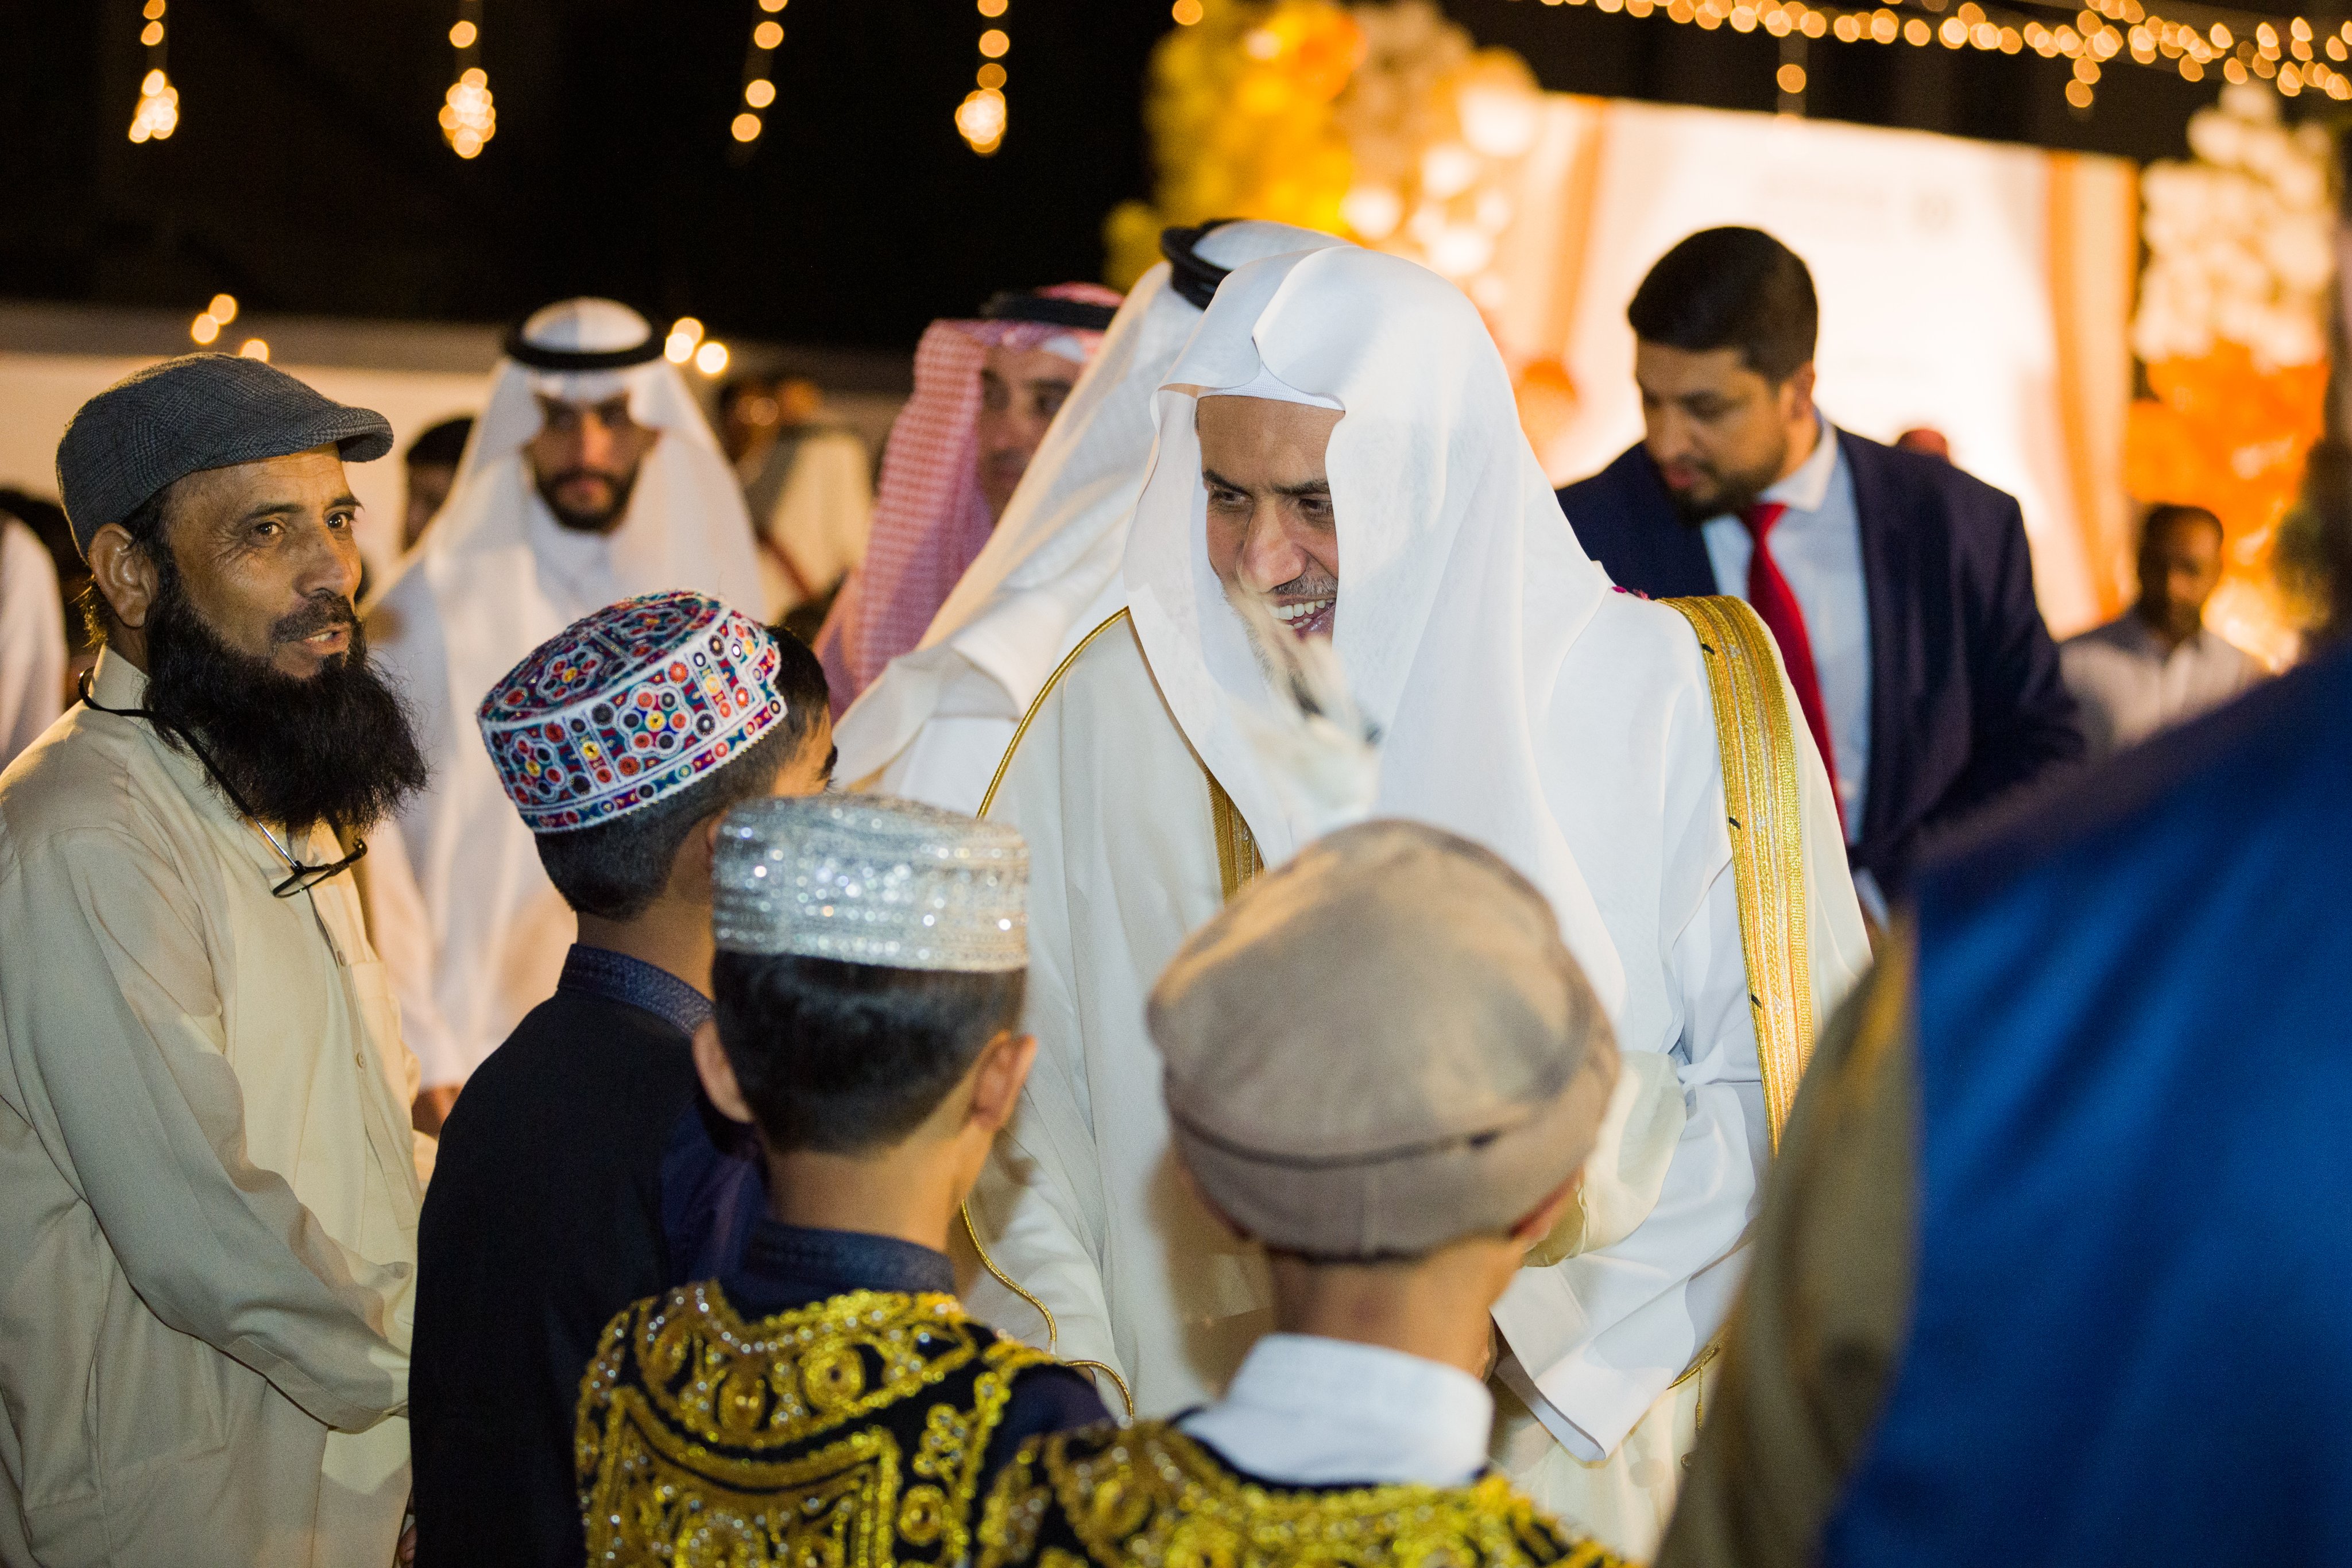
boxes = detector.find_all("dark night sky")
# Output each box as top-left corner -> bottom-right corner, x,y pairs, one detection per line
0,1 -> 2309,351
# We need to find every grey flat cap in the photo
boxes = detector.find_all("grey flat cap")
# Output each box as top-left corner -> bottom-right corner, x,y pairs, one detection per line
55,353 -> 394,557
1150,819 -> 1620,1261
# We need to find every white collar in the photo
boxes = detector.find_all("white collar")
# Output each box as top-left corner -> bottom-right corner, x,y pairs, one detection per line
1761,415 -> 1841,514
1176,1334 -> 1493,1488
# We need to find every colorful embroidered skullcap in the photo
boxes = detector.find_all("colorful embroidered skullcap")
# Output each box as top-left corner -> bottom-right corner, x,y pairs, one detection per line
478,591 -> 788,833
714,795 -> 1028,972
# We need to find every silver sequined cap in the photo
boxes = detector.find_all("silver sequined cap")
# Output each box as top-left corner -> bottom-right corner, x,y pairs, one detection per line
713,795 -> 1028,972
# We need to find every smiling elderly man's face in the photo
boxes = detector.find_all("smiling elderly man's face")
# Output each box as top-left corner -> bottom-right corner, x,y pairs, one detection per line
1197,395 -> 1344,641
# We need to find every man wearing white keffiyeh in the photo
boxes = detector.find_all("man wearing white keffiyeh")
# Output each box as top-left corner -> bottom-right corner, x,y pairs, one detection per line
363,299 -> 766,1114
960,247 -> 1872,1558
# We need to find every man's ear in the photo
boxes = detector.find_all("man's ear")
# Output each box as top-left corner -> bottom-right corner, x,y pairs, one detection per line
1785,361 -> 1819,421
966,1031 -> 1037,1135
691,1019 -> 755,1124
86,521 -> 161,631
1507,1172 -> 1583,1247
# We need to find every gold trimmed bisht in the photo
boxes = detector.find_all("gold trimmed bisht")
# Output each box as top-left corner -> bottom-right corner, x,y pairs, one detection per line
1657,595 -> 1818,1151
575,1283 -> 1056,1567
976,1421 -> 1630,1568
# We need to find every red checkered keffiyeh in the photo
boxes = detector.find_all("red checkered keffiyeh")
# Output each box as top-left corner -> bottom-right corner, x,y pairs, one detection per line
815,283 -> 1121,714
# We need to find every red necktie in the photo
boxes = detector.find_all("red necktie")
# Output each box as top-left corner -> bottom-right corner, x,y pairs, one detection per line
1740,502 -> 1844,833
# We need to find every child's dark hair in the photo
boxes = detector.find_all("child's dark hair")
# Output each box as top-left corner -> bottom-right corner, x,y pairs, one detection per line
712,951 -> 1026,1154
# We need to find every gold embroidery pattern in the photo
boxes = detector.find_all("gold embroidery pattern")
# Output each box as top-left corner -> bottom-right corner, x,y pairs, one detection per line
1206,772 -> 1264,902
977,1423 -> 1628,1568
1660,595 -> 1817,1151
577,1284 -> 1052,1566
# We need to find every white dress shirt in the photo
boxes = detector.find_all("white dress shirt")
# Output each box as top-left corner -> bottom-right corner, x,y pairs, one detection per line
1699,420 -> 1873,845
1176,1334 -> 1494,1487
2060,613 -> 2261,760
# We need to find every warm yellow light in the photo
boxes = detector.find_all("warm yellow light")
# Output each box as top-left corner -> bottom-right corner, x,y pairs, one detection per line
239,338 -> 269,362
140,20 -> 163,44
731,111 -> 763,142
977,62 -> 1006,88
1777,61 -> 1807,91
694,341 -> 730,377
978,27 -> 1009,56
753,20 -> 784,48
1172,0 -> 1203,20
956,86 -> 1007,153
190,313 -> 220,344
449,19 -> 477,47
745,78 -> 776,107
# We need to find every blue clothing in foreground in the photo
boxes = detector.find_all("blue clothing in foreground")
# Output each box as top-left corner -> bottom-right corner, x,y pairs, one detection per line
1825,642 -> 2352,1562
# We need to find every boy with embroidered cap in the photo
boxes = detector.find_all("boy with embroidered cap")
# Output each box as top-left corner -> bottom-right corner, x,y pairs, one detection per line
577,793 -> 1108,1564
977,820 -> 1627,1568
411,591 -> 834,1568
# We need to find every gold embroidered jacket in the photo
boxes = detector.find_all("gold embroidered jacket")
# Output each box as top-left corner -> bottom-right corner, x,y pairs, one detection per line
577,1283 -> 1063,1567
976,1420 -> 1630,1568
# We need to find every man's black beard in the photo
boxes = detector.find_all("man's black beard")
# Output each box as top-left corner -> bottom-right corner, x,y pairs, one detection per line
1663,441 -> 1791,528
140,560 -> 431,836
536,464 -> 640,534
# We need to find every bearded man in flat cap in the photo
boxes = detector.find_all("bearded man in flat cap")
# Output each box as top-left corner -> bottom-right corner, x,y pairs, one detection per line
0,354 -> 434,1568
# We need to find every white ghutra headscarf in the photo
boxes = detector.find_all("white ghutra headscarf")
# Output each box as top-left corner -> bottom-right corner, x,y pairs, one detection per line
366,298 -> 765,1086
831,223 -> 1349,808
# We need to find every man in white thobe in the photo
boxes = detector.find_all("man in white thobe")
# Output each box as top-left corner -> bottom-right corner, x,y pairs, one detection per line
366,299 -> 765,1109
961,247 -> 1871,1559
833,220 -> 1347,812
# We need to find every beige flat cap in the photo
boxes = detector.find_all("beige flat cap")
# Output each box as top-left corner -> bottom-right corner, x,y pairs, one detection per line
1148,819 -> 1619,1261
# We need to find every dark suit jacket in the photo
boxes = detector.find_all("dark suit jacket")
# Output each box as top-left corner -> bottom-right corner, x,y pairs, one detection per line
1556,430 -> 2082,890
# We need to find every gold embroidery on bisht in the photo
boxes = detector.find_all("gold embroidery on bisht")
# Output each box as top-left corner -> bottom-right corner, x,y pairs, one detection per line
975,1422 -> 1630,1568
577,1283 -> 1054,1567
1659,594 -> 1816,1152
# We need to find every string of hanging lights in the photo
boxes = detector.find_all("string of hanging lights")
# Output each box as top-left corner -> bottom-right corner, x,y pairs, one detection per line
127,0 -> 179,142
958,0 -> 1011,154
1521,0 -> 2352,114
440,0 -> 496,158
732,0 -> 788,150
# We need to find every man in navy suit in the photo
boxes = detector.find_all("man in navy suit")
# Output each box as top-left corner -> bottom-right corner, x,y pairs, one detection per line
1557,227 -> 2081,911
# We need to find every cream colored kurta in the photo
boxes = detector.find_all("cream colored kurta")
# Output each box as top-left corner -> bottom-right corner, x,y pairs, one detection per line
0,651 -> 426,1568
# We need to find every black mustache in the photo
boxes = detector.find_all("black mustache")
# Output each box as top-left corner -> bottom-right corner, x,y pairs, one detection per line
271,597 -> 358,645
